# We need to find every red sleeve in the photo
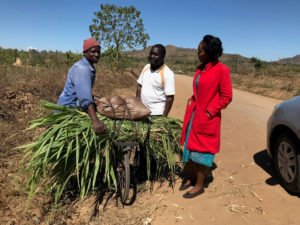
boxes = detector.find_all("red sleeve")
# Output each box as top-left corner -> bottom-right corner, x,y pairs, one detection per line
206,66 -> 232,117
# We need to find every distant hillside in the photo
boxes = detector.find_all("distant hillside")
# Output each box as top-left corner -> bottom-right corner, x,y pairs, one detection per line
127,45 -> 249,62
126,45 -> 253,74
279,55 -> 300,65
128,45 -> 195,57
128,45 -> 300,65
1,45 -> 299,76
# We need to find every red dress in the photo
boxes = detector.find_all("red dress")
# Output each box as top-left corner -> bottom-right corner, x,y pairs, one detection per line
180,61 -> 232,154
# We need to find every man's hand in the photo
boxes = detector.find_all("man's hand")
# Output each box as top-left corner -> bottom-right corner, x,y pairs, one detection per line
136,84 -> 142,98
163,95 -> 174,117
87,104 -> 106,134
92,119 -> 105,134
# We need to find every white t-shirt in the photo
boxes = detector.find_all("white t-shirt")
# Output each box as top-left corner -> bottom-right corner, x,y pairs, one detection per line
137,64 -> 175,115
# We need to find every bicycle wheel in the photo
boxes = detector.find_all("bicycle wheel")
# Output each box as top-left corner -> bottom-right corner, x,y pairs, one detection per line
117,153 -> 130,203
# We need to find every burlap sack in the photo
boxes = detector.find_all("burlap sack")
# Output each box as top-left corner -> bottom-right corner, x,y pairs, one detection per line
96,95 -> 127,119
124,96 -> 151,120
95,95 -> 151,120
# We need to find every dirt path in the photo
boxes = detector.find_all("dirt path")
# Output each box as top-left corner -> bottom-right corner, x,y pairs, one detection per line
150,75 -> 300,225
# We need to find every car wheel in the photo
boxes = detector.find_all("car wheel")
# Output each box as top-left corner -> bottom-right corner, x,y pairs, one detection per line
274,134 -> 300,193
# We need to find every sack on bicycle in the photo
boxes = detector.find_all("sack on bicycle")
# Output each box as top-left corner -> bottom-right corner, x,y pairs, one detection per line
95,95 -> 151,120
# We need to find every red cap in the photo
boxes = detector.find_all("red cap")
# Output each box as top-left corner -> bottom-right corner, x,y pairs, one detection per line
83,37 -> 100,52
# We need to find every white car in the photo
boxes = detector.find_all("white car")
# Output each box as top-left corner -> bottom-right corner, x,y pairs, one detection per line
267,96 -> 300,193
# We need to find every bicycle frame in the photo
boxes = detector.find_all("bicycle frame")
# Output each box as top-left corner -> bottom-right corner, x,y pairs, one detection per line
113,141 -> 139,204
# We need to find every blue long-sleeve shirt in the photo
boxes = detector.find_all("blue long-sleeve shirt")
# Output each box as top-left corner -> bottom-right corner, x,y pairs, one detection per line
57,57 -> 95,110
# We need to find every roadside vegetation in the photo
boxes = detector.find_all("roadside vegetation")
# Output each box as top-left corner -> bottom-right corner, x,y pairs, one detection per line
0,48 -> 140,224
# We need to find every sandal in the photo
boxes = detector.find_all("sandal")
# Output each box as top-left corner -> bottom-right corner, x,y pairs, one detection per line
179,180 -> 193,191
183,188 -> 205,199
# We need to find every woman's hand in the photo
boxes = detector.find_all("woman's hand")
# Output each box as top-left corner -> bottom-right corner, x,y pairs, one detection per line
206,110 -> 213,119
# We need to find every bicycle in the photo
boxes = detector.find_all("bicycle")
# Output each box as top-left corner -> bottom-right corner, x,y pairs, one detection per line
110,116 -> 151,205
113,141 -> 140,205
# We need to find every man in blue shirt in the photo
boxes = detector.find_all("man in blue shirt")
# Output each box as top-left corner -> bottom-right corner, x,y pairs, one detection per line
57,37 -> 105,134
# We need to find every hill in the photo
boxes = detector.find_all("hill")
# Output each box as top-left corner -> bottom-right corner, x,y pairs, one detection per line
128,45 -> 300,65
126,45 -> 300,76
279,55 -> 300,65
126,45 -> 251,75
126,45 -> 256,75
127,45 -> 249,62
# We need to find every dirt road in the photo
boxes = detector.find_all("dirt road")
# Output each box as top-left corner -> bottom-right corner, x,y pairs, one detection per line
150,75 -> 300,225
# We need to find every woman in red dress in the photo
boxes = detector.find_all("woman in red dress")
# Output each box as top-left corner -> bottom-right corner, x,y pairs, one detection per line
180,35 -> 233,198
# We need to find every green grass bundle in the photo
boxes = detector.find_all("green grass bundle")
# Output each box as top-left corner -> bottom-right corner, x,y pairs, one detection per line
18,101 -> 182,203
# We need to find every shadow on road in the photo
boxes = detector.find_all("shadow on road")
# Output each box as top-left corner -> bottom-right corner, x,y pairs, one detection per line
253,149 -> 279,186
253,149 -> 300,197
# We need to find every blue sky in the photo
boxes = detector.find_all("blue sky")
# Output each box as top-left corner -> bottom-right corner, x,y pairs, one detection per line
0,0 -> 299,61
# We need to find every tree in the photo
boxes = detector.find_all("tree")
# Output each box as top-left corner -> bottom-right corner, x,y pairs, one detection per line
89,4 -> 149,62
251,57 -> 263,75
64,51 -> 81,65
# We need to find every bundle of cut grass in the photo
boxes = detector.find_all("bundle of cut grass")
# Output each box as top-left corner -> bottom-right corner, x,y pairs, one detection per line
19,101 -> 182,203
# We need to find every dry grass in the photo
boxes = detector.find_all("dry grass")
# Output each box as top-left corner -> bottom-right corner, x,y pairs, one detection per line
231,73 -> 300,100
93,63 -> 138,97
0,62 -> 138,225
